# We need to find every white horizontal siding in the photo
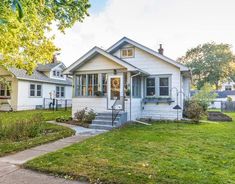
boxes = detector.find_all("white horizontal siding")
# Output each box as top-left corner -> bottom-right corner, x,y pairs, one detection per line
142,103 -> 182,120
77,54 -> 124,71
17,80 -> 72,111
72,97 -> 107,117
125,98 -> 142,121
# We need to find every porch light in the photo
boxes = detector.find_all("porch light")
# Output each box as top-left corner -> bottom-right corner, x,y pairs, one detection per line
113,69 -> 117,75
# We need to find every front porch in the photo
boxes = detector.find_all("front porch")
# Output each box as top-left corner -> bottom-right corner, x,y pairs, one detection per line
0,82 -> 12,111
72,69 -> 182,129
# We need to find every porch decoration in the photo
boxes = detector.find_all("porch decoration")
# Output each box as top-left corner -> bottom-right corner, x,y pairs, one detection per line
112,78 -> 120,88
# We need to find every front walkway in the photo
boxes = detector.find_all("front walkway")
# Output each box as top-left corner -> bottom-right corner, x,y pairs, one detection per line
0,122 -> 106,184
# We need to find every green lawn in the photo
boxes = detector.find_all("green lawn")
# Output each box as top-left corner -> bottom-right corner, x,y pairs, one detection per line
0,109 -> 74,156
0,109 -> 71,125
25,118 -> 235,184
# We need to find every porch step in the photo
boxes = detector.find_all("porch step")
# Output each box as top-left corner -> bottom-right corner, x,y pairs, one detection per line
90,124 -> 116,130
95,115 -> 120,121
92,119 -> 118,126
90,111 -> 127,130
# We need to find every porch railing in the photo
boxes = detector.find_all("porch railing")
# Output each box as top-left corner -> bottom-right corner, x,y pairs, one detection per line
111,96 -> 125,126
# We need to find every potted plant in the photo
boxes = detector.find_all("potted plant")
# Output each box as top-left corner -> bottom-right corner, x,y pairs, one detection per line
125,88 -> 130,97
94,91 -> 102,97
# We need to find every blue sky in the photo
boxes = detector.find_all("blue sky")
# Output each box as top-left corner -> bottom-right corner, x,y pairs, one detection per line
54,0 -> 235,66
89,0 -> 107,14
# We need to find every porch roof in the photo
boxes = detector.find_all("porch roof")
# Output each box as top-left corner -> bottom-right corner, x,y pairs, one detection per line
63,47 -> 149,75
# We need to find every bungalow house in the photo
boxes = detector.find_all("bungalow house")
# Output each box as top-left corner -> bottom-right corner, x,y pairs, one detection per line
0,61 -> 72,111
64,37 -> 191,129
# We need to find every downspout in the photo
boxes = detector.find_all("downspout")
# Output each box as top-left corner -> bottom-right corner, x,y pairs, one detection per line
130,72 -> 141,121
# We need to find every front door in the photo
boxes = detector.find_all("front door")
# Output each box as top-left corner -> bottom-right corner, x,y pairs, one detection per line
107,75 -> 124,109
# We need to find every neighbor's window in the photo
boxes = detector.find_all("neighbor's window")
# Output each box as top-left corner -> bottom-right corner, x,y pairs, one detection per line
132,76 -> 141,98
121,48 -> 134,58
146,78 -> 155,96
56,86 -> 65,98
225,85 -> 232,91
30,84 -> 42,97
159,77 -> 169,96
0,82 -> 11,98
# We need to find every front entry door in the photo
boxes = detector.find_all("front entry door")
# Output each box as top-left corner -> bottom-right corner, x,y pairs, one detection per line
107,75 -> 124,109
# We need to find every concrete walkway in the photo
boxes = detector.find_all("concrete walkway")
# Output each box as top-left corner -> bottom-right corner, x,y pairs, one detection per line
0,122 -> 106,184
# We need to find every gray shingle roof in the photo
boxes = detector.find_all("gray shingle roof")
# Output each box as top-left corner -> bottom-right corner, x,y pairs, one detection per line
37,63 -> 62,71
191,90 -> 235,99
9,68 -> 72,86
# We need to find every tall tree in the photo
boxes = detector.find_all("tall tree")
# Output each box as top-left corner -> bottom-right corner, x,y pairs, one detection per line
179,42 -> 235,89
0,0 -> 90,74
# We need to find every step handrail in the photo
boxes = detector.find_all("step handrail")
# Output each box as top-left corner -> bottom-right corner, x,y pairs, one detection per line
111,96 -> 125,126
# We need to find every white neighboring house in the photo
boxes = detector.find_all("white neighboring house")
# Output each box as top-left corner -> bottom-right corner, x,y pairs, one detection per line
0,62 -> 72,111
220,78 -> 235,91
64,37 -> 191,128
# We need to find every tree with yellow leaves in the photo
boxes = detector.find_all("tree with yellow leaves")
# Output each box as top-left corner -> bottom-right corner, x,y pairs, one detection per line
0,0 -> 90,74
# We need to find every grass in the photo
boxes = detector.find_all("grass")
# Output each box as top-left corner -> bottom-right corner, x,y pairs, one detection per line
25,117 -> 235,184
0,108 -> 72,125
0,109 -> 74,156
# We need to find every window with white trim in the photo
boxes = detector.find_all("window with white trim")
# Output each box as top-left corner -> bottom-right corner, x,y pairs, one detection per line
146,76 -> 171,97
75,74 -> 99,96
159,77 -> 169,96
225,85 -> 232,91
121,48 -> 134,58
146,78 -> 155,96
0,82 -> 11,98
56,86 -> 65,98
30,84 -> 42,97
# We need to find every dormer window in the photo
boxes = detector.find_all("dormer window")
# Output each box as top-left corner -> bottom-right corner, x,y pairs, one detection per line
121,48 -> 134,58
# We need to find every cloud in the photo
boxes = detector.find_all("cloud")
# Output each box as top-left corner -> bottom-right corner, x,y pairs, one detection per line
54,0 -> 235,66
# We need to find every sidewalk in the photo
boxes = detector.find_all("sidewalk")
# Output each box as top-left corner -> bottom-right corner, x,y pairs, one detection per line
0,123 -> 106,184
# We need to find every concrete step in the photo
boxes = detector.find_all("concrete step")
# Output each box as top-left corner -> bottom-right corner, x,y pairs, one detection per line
0,104 -> 12,112
97,112 -> 124,117
92,119 -> 118,126
96,115 -> 120,121
89,124 -> 116,130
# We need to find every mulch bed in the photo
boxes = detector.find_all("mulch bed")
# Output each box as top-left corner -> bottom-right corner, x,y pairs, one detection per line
64,120 -> 90,128
208,111 -> 232,122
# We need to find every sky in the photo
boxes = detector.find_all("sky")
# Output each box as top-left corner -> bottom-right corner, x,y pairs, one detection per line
54,0 -> 235,66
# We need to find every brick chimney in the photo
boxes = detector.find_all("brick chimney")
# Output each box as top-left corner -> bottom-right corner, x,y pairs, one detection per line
158,44 -> 164,55
52,54 -> 58,63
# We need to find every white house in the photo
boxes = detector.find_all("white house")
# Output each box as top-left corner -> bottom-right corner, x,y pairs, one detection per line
64,37 -> 191,129
0,62 -> 72,111
220,78 -> 235,91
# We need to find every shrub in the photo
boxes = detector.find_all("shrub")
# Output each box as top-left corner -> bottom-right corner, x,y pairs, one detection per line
184,100 -> 207,123
192,83 -> 217,111
74,108 -> 96,124
227,97 -> 232,102
0,113 -> 45,141
56,116 -> 72,123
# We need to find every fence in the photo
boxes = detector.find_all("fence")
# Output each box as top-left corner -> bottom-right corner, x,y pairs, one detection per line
221,101 -> 235,112
43,98 -> 72,111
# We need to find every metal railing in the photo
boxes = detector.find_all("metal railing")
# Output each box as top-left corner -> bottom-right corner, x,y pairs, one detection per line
111,96 -> 125,126
43,98 -> 72,111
